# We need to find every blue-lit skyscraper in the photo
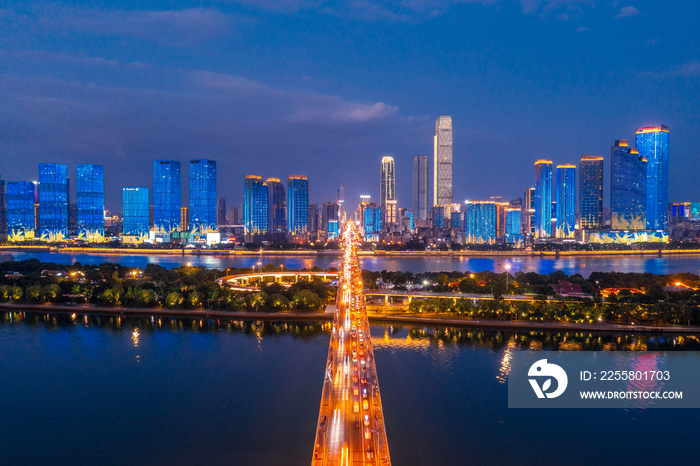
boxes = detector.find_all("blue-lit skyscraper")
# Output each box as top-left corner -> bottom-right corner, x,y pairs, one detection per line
432,205 -> 444,228
534,160 -> 553,238
505,208 -> 522,244
38,163 -> 68,241
6,181 -> 36,241
76,164 -> 104,242
153,160 -> 181,233
465,201 -> 497,244
579,155 -> 603,230
362,203 -> 383,239
267,178 -> 287,242
611,139 -> 647,230
122,187 -> 150,239
244,175 -> 269,243
287,175 -> 309,241
555,164 -> 576,238
636,125 -> 669,230
189,159 -> 217,233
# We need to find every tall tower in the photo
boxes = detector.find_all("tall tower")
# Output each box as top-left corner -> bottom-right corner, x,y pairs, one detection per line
153,160 -> 181,234
534,160 -> 553,239
433,115 -> 453,206
413,155 -> 428,220
38,163 -> 68,240
579,155 -> 603,230
611,139 -> 647,230
122,187 -> 150,238
6,181 -> 36,240
287,175 -> 309,242
380,156 -> 396,225
243,175 -> 268,243
189,159 -> 217,233
636,125 -> 669,230
266,178 -> 287,243
555,165 -> 576,238
76,164 -> 105,242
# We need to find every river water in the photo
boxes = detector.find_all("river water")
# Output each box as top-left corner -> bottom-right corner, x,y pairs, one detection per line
1,312 -> 697,465
6,251 -> 700,276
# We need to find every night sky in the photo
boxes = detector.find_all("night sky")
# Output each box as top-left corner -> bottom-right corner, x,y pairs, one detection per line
1,1 -> 698,213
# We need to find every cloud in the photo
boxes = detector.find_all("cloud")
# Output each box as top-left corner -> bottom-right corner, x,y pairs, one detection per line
556,13 -> 570,20
645,62 -> 700,80
616,6 -> 640,18
576,26 -> 588,32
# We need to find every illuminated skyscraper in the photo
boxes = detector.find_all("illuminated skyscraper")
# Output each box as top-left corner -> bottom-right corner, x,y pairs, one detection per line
153,160 -> 181,233
266,178 -> 286,242
38,163 -> 68,240
76,164 -> 105,242
322,201 -> 340,235
636,125 -> 669,230
217,197 -> 227,226
579,155 -> 603,230
433,115 -> 453,206
380,156 -> 396,225
523,187 -> 536,236
505,208 -> 522,244
244,175 -> 268,243
555,165 -> 576,238
122,187 -> 150,238
189,159 -> 217,233
534,160 -> 553,238
465,201 -> 497,244
611,139 -> 647,230
361,202 -> 383,239
6,181 -> 35,240
287,175 -> 309,241
413,155 -> 428,220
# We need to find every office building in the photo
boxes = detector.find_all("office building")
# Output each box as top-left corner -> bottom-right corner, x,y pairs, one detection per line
361,202 -> 383,239
636,125 -> 669,230
267,178 -> 287,243
555,165 -> 576,238
380,156 -> 396,225
505,208 -> 522,244
579,155 -> 603,230
434,115 -> 453,206
180,207 -> 190,231
465,201 -> 497,244
432,205 -> 444,229
6,181 -> 35,241
287,175 -> 309,241
611,139 -> 647,230
227,205 -> 242,225
308,204 -> 319,236
189,159 -> 217,233
413,155 -> 429,220
76,164 -> 105,242
522,187 -> 536,236
534,161 -> 553,238
153,160 -> 181,233
217,197 -> 227,226
244,175 -> 269,243
122,187 -> 150,238
38,163 -> 68,241
322,201 -> 340,235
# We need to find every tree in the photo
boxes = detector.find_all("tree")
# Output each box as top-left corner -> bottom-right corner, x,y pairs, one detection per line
165,292 -> 184,308
10,286 -> 23,302
267,294 -> 290,310
136,289 -> 157,307
245,292 -> 268,311
188,291 -> 203,308
0,285 -> 9,302
43,284 -> 63,303
292,289 -> 323,311
26,285 -> 43,303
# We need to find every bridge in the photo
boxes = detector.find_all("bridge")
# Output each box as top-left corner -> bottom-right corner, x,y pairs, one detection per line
216,271 -> 338,291
312,222 -> 391,465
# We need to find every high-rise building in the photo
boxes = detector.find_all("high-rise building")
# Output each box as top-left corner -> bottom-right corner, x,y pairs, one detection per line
611,139 -> 647,230
153,160 -> 181,233
122,187 -> 150,238
38,163 -> 68,241
227,205 -> 242,225
523,187 -> 536,236
361,202 -> 383,239
322,201 -> 340,235
0,176 -> 6,239
434,115 -> 453,206
287,175 -> 309,241
636,125 -> 669,230
6,181 -> 35,241
579,155 -> 604,230
338,185 -> 345,218
555,165 -> 576,238
465,201 -> 497,244
180,207 -> 190,231
308,204 -> 319,236
380,156 -> 396,225
412,155 -> 428,220
76,164 -> 105,242
217,197 -> 227,226
505,208 -> 522,244
432,205 -> 444,228
534,160 -> 553,239
244,175 -> 269,243
189,159 -> 217,233
267,178 -> 287,242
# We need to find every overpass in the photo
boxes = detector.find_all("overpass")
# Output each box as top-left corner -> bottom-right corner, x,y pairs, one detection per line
311,222 -> 391,465
366,290 -> 536,304
216,271 -> 339,291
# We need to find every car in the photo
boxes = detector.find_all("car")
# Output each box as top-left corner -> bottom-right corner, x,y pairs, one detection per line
364,429 -> 371,439
365,447 -> 374,460
353,365 -> 358,372
363,414 -> 370,426
353,388 -> 359,396
362,388 -> 368,398
353,375 -> 358,384
353,402 -> 359,413
320,416 -> 327,427
354,418 -> 359,428
362,400 -> 369,410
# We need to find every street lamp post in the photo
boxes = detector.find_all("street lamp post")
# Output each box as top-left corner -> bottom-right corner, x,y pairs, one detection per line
505,263 -> 511,292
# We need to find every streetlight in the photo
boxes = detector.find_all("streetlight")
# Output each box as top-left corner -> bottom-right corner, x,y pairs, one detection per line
505,263 -> 511,292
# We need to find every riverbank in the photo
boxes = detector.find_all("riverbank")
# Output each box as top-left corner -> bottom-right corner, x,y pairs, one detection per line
3,302 -> 699,334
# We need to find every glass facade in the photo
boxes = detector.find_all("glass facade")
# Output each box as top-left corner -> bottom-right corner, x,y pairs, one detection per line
555,165 -> 576,238
267,178 -> 287,243
76,164 -> 105,242
189,159 -> 217,233
244,175 -> 269,243
153,160 -> 181,233
611,139 -> 647,230
451,211 -> 461,229
434,115 -> 453,206
534,160 -> 553,238
636,126 -> 669,230
465,201 -> 497,244
380,156 -> 396,224
6,181 -> 36,241
362,204 -> 383,237
322,201 -> 339,235
579,155 -> 603,230
432,205 -> 444,228
412,156 -> 428,219
122,187 -> 150,238
287,175 -> 309,240
505,208 -> 522,244
38,163 -> 68,241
